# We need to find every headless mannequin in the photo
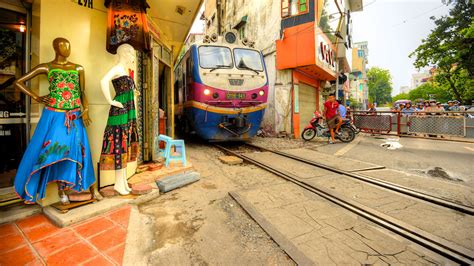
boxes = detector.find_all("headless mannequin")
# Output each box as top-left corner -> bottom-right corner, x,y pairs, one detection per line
14,37 -> 102,204
100,44 -> 136,195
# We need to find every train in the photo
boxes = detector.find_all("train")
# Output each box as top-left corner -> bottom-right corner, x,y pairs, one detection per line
174,30 -> 268,141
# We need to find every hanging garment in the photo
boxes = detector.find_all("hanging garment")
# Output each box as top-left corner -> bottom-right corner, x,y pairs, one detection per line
14,67 -> 96,204
99,75 -> 139,170
105,0 -> 150,54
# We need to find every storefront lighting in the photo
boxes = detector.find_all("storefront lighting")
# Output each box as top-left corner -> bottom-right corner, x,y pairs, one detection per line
19,25 -> 26,33
204,89 -> 210,95
258,90 -> 265,96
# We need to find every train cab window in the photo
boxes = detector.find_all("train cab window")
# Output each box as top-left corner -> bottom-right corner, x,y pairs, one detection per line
198,46 -> 233,69
234,49 -> 264,72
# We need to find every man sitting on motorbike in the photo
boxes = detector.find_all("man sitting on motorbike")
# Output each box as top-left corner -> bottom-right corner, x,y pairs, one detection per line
323,94 -> 342,144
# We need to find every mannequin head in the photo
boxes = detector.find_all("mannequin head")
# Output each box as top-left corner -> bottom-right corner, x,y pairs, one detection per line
117,44 -> 136,65
53,38 -> 71,58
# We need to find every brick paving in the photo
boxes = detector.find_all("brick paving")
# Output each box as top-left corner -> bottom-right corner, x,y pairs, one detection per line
0,205 -> 131,265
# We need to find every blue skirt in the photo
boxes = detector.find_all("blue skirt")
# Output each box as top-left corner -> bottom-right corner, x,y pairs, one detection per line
14,108 -> 96,204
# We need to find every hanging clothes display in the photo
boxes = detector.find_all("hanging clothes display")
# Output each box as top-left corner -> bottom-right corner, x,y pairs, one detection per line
14,66 -> 96,204
105,0 -> 150,54
99,75 -> 139,170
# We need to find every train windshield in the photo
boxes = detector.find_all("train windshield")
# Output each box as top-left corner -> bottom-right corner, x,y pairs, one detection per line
234,48 -> 263,72
198,46 -> 233,69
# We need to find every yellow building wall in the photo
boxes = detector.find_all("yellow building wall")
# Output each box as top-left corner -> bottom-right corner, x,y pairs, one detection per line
34,0 -> 128,205
351,48 -> 364,73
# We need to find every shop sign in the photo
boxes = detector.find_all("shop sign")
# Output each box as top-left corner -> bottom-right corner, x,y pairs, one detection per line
77,0 -> 93,9
0,126 -> 11,136
0,111 -> 9,118
294,84 -> 299,113
317,35 -> 336,73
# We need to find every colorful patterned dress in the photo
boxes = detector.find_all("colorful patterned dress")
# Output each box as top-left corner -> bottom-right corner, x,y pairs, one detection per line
99,75 -> 139,170
14,67 -> 96,204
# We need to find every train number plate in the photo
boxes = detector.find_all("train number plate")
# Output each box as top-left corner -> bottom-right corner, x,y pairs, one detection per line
226,93 -> 246,100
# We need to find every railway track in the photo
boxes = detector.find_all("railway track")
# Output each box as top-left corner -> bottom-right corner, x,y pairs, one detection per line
215,143 -> 474,265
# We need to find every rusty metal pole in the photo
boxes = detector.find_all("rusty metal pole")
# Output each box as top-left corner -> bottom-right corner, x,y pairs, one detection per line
216,0 -> 222,35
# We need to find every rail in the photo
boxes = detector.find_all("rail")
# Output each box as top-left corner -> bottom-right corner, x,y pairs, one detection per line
244,143 -> 474,215
215,144 -> 474,264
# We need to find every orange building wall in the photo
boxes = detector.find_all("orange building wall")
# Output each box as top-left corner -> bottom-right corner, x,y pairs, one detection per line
276,22 -> 316,70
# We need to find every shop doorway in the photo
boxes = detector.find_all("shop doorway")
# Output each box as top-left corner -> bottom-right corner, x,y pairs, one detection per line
142,41 -> 172,162
0,7 -> 28,201
298,83 -> 318,135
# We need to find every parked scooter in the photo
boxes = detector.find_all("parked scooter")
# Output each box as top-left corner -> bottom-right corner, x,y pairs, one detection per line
301,111 -> 356,142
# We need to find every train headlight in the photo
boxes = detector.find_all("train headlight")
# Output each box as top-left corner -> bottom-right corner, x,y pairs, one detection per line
204,89 -> 210,95
259,90 -> 265,96
212,92 -> 219,99
251,93 -> 257,99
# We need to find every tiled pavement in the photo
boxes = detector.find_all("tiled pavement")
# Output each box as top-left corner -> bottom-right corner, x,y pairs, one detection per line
0,205 -> 131,265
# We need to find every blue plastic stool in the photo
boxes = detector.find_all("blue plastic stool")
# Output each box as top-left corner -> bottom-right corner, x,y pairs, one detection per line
158,135 -> 187,167
158,135 -> 172,158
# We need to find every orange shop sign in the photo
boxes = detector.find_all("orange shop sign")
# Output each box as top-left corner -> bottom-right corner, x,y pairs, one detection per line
317,35 -> 336,73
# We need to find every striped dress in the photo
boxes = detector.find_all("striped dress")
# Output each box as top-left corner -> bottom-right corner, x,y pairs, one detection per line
99,75 -> 139,170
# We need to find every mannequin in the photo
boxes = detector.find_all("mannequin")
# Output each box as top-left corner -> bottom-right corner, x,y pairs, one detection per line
13,37 -> 98,205
100,44 -> 139,195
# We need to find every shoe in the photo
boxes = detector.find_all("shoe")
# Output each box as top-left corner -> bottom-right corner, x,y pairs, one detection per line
329,140 -> 334,144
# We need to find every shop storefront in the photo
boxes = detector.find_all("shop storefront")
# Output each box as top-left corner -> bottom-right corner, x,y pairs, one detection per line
0,4 -> 30,204
0,0 -> 201,207
276,0 -> 347,138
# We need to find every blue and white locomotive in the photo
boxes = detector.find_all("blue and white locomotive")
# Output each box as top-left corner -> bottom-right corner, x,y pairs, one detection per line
174,31 -> 268,141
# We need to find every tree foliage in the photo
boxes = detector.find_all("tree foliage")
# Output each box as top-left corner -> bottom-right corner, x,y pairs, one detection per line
367,67 -> 393,104
409,1 -> 474,103
408,83 -> 451,103
392,83 -> 452,103
392,92 -> 409,102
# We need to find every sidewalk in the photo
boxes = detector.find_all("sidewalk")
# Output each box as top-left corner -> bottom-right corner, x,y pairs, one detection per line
0,205 -> 131,265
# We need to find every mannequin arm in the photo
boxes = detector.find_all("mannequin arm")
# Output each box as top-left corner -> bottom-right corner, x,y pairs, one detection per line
77,66 -> 92,126
14,64 -> 49,105
101,66 -> 124,108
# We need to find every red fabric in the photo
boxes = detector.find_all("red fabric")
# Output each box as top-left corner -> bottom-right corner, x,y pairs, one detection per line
324,100 -> 339,119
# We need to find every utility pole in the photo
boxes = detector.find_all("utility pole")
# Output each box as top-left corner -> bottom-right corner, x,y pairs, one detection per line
216,0 -> 222,35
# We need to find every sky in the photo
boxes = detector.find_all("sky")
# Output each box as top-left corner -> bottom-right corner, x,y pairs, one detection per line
351,0 -> 451,95
187,0 -> 451,96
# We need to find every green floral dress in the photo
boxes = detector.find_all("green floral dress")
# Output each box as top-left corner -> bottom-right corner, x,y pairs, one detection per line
47,68 -> 82,110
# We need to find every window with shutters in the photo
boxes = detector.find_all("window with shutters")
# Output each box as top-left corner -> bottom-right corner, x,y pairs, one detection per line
281,0 -> 309,18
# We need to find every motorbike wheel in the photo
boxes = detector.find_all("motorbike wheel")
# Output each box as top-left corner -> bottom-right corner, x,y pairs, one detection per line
337,127 -> 355,142
301,128 -> 317,141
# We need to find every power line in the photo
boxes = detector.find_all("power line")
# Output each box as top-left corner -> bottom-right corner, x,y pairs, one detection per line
391,4 -> 445,27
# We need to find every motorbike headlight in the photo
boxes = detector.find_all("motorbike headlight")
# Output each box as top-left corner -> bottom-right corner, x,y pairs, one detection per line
259,90 -> 265,96
204,89 -> 210,95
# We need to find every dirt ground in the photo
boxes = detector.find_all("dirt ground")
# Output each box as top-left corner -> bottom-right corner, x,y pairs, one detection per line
138,142 -> 295,265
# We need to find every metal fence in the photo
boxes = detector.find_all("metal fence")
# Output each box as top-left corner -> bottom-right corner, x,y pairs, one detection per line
350,111 -> 474,141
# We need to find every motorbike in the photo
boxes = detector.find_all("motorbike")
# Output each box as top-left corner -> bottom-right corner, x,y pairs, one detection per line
301,111 -> 356,142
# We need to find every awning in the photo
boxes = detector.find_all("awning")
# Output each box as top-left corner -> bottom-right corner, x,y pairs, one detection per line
147,0 -> 203,62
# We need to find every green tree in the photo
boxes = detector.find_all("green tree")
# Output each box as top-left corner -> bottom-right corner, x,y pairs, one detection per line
409,1 -> 474,103
408,83 -> 451,103
367,67 -> 393,104
392,92 -> 409,102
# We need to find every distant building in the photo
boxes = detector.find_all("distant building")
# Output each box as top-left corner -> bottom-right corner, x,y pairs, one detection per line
400,86 -> 410,94
411,70 -> 431,89
350,41 -> 369,109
